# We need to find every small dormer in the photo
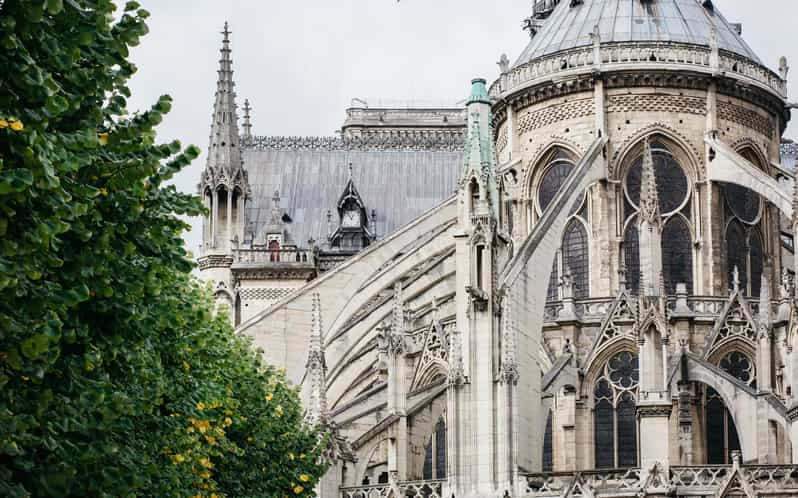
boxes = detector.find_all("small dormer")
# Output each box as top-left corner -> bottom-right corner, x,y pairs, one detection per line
329,165 -> 375,252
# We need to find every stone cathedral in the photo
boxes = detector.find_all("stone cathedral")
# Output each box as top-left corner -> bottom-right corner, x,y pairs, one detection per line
197,1 -> 798,497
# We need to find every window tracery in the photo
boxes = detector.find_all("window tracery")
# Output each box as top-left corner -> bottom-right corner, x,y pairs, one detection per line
593,351 -> 639,468
422,417 -> 447,480
722,148 -> 766,297
536,148 -> 590,302
622,140 -> 693,294
705,351 -> 754,464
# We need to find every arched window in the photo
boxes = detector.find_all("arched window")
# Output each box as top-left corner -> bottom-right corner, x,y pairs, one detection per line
542,410 -> 553,472
622,139 -> 692,295
705,351 -> 754,464
422,417 -> 447,480
662,216 -> 693,294
594,351 -> 639,468
723,148 -> 766,297
623,220 -> 640,292
538,148 -> 589,302
268,239 -> 280,262
563,220 -> 589,298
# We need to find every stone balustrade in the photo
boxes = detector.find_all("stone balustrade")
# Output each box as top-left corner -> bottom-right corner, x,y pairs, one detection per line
233,247 -> 314,265
490,42 -> 786,100
340,479 -> 444,498
523,465 -> 798,496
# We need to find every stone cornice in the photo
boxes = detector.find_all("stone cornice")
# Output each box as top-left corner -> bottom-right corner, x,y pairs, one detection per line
197,254 -> 234,270
241,130 -> 465,152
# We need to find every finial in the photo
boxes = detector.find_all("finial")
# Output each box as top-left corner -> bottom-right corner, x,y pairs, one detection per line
222,21 -> 230,39
779,56 -> 790,80
639,137 -> 661,225
242,99 -> 252,138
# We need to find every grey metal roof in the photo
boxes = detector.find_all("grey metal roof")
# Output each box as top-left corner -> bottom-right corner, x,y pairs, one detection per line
515,0 -> 761,66
242,144 -> 461,247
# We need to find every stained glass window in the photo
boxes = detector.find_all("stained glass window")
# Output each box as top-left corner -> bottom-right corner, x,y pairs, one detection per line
594,352 -> 639,468
542,410 -> 553,472
724,182 -> 760,224
750,229 -> 763,298
423,439 -> 433,479
538,160 -> 574,213
720,351 -> 755,386
563,221 -> 589,298
624,222 -> 640,293
625,144 -> 688,214
435,419 -> 447,479
706,352 -> 751,464
662,216 -> 693,294
706,391 -> 726,464
547,260 -> 559,302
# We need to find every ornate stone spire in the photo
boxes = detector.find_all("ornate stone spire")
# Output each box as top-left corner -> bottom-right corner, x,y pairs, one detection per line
499,296 -> 518,384
205,22 -> 242,174
638,138 -> 660,225
461,78 -> 498,218
759,270 -> 772,327
305,292 -> 328,425
242,98 -> 252,139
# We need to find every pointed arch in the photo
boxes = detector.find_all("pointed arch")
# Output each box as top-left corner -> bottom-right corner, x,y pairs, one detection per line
612,123 -> 703,181
662,214 -> 694,294
562,219 -> 589,298
524,140 -> 582,202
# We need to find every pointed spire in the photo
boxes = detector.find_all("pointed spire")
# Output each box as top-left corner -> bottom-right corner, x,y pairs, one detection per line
242,99 -> 252,139
499,296 -> 519,384
639,138 -> 660,225
206,22 -> 242,173
732,265 -> 741,293
306,292 -> 328,425
461,78 -> 498,218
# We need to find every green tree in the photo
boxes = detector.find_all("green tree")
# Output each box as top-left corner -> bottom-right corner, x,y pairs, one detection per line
0,1 -> 328,496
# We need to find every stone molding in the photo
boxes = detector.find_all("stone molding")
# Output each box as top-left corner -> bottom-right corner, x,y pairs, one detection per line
197,254 -> 234,270
241,130 -> 465,152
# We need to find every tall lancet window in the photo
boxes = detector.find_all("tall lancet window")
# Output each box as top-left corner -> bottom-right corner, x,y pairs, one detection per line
705,350 -> 754,464
534,147 -> 590,302
723,148 -> 766,297
593,351 -> 639,468
622,139 -> 692,293
422,417 -> 447,480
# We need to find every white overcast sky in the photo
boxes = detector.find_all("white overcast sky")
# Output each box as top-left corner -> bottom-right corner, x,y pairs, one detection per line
126,0 -> 798,253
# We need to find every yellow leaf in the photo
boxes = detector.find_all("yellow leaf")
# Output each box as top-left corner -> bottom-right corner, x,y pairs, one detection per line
0,119 -> 7,129
299,474 -> 310,482
99,133 -> 108,145
293,485 -> 304,494
9,120 -> 23,131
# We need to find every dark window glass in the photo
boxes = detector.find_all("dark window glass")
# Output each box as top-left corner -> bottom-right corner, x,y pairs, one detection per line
750,229 -> 763,298
423,438 -> 433,480
378,472 -> 389,484
594,398 -> 615,468
706,390 -> 726,464
726,221 -> 747,293
624,221 -> 640,293
547,259 -> 559,302
616,392 -> 637,467
608,351 -> 640,389
563,221 -> 589,298
724,182 -> 760,224
625,144 -> 688,213
435,419 -> 447,479
542,411 -> 553,472
720,351 -> 755,386
539,160 -> 574,212
727,413 -> 741,460
662,216 -> 693,294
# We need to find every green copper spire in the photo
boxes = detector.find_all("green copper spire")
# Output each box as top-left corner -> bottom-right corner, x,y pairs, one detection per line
461,78 -> 498,219
467,78 -> 491,105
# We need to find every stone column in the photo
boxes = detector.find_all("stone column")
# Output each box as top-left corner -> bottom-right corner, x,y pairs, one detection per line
226,188 -> 232,250
237,194 -> 245,243
211,189 -> 219,249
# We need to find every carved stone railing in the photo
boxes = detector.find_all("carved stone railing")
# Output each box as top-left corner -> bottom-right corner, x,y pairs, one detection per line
241,132 -> 465,152
340,479 -> 445,498
233,248 -> 314,265
524,468 -> 642,495
524,465 -> 798,496
669,465 -> 731,490
491,42 -> 786,100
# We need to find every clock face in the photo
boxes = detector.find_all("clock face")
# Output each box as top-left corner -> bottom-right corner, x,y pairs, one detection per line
342,210 -> 360,227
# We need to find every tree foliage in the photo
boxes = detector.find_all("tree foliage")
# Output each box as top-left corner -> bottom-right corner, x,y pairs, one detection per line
0,1 -> 328,496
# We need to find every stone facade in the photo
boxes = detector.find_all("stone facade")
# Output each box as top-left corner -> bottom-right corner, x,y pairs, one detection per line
198,1 -> 798,497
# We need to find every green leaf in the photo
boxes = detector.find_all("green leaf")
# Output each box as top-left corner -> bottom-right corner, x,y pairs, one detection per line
0,169 -> 33,194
